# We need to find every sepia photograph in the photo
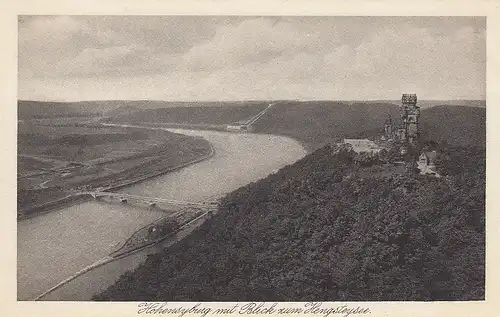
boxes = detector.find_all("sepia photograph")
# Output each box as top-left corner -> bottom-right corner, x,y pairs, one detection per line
16,14 -> 486,304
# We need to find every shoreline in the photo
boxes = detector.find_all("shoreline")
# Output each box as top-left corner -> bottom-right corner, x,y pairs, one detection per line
106,121 -> 313,152
24,139 -> 216,300
20,126 -> 307,301
32,206 -> 214,301
18,133 -> 215,221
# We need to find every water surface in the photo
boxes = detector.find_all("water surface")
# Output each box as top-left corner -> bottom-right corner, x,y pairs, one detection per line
18,128 -> 306,300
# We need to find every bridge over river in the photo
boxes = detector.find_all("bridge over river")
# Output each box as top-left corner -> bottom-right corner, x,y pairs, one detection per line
18,127 -> 307,301
80,191 -> 218,209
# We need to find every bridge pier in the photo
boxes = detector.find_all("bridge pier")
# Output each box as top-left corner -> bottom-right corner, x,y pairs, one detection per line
82,191 -> 217,209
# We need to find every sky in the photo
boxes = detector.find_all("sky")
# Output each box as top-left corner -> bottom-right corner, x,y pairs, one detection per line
18,16 -> 486,101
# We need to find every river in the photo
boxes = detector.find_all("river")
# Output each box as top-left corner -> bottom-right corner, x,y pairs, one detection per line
17,128 -> 307,301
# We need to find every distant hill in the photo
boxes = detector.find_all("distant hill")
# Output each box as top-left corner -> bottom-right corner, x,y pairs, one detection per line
18,100 -> 273,119
109,103 -> 270,125
104,105 -> 142,117
18,100 -> 173,119
20,100 -> 486,150
252,101 -> 485,150
420,106 -> 485,147
18,100 -> 101,119
350,100 -> 485,109
416,100 -> 485,109
252,101 -> 400,149
100,100 -> 273,117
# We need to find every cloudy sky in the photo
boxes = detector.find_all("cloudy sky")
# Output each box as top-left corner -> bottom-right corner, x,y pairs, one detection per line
18,16 -> 485,101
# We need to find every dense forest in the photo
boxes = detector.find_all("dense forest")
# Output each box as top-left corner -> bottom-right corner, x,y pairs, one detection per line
109,103 -> 269,125
252,102 -> 400,150
94,142 -> 485,301
98,100 -> 486,150
18,100 -> 271,119
20,100 -> 485,149
419,106 -> 486,147
18,100 -> 102,118
252,102 -> 485,150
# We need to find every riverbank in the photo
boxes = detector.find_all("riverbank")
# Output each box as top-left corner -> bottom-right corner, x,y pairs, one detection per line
33,202 -> 218,301
18,128 -> 307,301
105,121 -> 317,153
94,144 -> 485,301
18,128 -> 215,220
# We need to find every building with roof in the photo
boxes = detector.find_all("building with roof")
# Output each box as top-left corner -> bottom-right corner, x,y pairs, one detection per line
417,151 -> 440,177
341,138 -> 385,154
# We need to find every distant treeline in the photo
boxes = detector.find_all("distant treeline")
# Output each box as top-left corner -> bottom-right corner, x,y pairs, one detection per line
103,101 -> 485,150
420,106 -> 485,148
18,100 -> 273,119
252,101 -> 401,149
251,102 -> 485,150
94,143 -> 484,301
20,100 -> 485,150
18,100 -> 101,118
108,103 -> 269,125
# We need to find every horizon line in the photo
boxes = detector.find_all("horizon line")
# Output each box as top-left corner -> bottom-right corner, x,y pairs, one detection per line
18,98 -> 487,103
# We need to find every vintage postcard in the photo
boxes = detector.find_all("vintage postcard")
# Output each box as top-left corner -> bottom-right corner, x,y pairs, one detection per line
2,0 -> 499,316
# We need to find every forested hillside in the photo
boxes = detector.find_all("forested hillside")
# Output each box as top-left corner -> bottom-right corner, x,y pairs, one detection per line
69,99 -> 486,151
21,100 -> 485,149
420,106 -> 486,147
18,100 -> 271,119
109,103 -> 269,125
251,102 -> 485,150
95,143 -> 485,301
251,102 -> 400,149
18,100 -> 101,119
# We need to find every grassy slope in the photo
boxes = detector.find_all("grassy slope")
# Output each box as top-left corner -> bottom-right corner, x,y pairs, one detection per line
94,144 -> 485,301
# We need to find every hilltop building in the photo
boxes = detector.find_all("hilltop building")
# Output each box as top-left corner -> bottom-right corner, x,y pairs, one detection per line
384,94 -> 420,144
336,94 -> 439,176
339,138 -> 384,154
417,151 -> 440,177
381,94 -> 421,145
400,93 -> 420,145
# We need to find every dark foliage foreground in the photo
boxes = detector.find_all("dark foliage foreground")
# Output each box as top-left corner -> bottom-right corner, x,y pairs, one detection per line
94,145 -> 485,301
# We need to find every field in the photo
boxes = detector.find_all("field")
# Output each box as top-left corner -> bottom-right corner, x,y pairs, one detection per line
17,117 -> 212,218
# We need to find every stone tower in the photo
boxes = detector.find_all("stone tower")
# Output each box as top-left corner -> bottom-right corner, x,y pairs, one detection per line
400,93 -> 420,145
384,116 -> 393,140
